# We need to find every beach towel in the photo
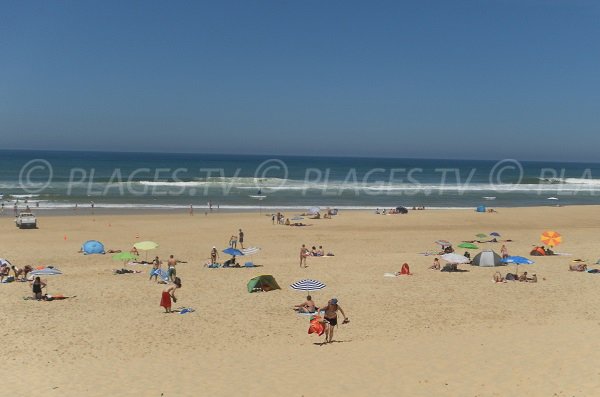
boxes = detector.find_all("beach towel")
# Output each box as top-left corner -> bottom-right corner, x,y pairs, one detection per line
308,316 -> 325,336
384,273 -> 398,278
1,276 -> 15,283
175,307 -> 195,314
160,291 -> 171,309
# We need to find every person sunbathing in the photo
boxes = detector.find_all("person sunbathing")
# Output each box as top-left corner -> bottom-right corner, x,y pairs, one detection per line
518,272 -> 530,282
396,263 -> 411,275
529,274 -> 538,283
569,264 -> 587,272
294,295 -> 317,313
493,271 -> 505,283
316,246 -> 325,256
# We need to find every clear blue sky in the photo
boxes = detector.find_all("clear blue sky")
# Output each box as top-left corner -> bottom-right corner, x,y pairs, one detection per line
1,1 -> 599,160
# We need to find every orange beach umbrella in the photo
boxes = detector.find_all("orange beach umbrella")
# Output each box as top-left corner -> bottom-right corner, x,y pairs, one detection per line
541,231 -> 562,247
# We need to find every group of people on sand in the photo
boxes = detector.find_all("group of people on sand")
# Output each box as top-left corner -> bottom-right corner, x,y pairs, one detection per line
493,271 -> 537,283
148,255 -> 180,282
1,263 -> 34,282
299,244 -> 329,267
294,296 -> 349,344
228,229 -> 244,249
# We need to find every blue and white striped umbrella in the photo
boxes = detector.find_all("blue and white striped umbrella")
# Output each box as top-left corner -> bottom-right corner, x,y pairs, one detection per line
242,247 -> 261,256
290,279 -> 326,291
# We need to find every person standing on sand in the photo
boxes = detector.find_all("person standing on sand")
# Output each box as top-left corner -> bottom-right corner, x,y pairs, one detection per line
210,246 -> 219,264
229,235 -> 237,249
500,244 -> 509,259
300,244 -> 308,268
150,256 -> 161,281
320,298 -> 348,344
167,255 -> 177,281
238,229 -> 244,249
189,204 -> 194,216
160,277 -> 181,313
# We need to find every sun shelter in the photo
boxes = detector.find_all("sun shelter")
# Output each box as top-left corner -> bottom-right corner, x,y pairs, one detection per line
471,250 -> 503,267
82,240 -> 105,255
247,275 -> 281,293
476,205 -> 486,213
0,258 -> 12,267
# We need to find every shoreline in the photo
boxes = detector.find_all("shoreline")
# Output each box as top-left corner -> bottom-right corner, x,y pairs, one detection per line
1,203 -> 574,217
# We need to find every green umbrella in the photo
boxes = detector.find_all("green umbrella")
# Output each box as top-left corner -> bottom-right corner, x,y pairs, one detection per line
458,243 -> 479,249
134,241 -> 159,250
476,233 -> 488,238
133,241 -> 159,261
112,252 -> 139,262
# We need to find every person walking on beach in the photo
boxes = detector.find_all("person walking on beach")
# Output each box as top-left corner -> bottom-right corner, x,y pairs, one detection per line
167,255 -> 177,281
320,298 -> 348,344
150,256 -> 162,281
238,229 -> 244,249
189,204 -> 194,216
160,277 -> 181,313
210,246 -> 219,264
90,201 -> 95,214
300,244 -> 309,268
1,202 -> 4,215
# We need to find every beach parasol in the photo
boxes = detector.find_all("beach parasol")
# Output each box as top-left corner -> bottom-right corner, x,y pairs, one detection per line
29,268 -> 62,276
540,231 -> 562,247
435,240 -> 451,246
441,253 -> 470,264
241,247 -> 260,265
112,252 -> 138,264
134,241 -> 159,250
476,233 -> 488,239
223,248 -> 244,256
133,241 -> 159,261
458,243 -> 479,250
290,279 -> 326,292
501,256 -> 534,274
490,232 -> 501,237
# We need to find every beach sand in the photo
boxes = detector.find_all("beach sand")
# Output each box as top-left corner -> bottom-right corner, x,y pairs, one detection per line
2,206 -> 600,396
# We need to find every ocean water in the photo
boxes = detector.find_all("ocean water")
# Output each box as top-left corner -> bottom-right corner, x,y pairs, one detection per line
1,150 -> 600,211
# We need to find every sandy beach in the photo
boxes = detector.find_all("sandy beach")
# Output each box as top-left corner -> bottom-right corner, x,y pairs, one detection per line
2,206 -> 600,397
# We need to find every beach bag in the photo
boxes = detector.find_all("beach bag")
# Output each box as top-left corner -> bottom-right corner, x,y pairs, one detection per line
308,316 -> 325,336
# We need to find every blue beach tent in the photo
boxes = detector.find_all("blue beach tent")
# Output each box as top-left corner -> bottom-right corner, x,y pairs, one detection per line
476,205 -> 486,213
82,240 -> 105,255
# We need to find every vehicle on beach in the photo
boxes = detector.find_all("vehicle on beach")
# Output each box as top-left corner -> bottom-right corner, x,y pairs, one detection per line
15,213 -> 37,229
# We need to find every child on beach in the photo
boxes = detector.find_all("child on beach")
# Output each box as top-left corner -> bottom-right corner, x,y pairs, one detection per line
160,277 -> 181,313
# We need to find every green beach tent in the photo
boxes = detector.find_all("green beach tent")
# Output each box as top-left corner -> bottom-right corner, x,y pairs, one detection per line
247,275 -> 281,293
